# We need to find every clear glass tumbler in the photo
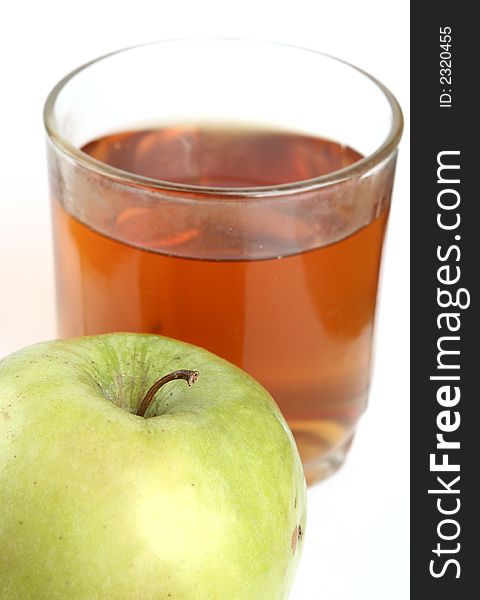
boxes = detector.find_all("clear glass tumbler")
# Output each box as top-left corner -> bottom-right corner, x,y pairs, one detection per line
45,40 -> 403,484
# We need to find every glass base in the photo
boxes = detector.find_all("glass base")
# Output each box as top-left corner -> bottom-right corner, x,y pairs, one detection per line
295,431 -> 356,486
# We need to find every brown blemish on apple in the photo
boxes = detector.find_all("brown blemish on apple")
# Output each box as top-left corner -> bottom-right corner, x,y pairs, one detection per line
291,526 -> 299,553
291,524 -> 304,553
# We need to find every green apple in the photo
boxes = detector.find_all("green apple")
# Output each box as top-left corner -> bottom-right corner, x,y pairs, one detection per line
0,333 -> 306,599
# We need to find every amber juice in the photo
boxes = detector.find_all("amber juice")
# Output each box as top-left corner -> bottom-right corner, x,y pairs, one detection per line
51,127 -> 389,483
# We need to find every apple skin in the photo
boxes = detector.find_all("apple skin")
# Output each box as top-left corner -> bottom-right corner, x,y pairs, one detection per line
0,333 -> 306,599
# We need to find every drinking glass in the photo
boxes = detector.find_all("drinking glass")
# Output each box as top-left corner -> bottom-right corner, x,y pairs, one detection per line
45,40 -> 403,484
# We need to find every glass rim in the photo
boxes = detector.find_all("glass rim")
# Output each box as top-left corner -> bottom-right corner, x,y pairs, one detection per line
44,38 -> 404,198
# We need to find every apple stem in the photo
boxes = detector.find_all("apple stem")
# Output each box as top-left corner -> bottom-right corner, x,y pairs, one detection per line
136,370 -> 199,418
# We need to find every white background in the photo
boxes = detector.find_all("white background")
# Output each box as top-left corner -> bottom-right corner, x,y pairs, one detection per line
0,1 -> 409,598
